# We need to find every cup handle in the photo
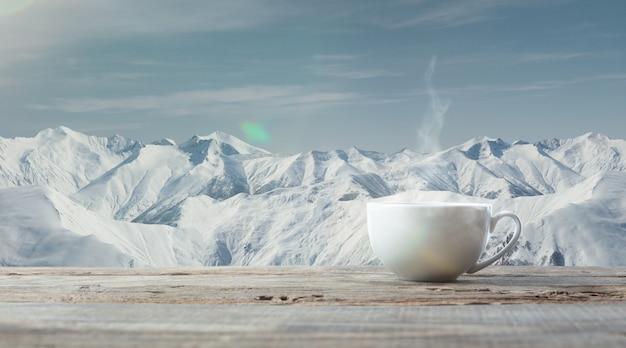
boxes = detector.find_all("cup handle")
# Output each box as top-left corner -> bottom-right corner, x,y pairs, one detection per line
466,211 -> 522,274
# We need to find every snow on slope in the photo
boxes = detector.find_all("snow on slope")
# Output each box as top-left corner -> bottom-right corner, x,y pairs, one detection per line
0,185 -> 204,267
507,171 -> 626,266
382,171 -> 626,266
1,127 -> 625,267
0,126 -> 141,194
71,132 -> 269,222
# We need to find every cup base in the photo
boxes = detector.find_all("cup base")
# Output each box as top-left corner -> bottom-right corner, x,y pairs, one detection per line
396,274 -> 460,283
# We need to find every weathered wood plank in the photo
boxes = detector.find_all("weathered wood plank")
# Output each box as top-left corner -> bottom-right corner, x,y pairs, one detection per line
1,303 -> 625,347
0,267 -> 624,347
1,266 -> 624,305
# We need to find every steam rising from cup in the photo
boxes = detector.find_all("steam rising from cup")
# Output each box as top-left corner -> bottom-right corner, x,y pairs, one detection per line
417,56 -> 450,154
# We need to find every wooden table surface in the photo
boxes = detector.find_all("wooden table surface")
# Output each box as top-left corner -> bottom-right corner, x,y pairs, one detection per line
1,266 -> 625,347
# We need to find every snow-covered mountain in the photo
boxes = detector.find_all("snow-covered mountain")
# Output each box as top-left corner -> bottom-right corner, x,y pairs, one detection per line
1,126 -> 625,267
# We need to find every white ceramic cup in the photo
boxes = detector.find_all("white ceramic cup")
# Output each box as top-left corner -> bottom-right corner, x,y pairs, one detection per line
367,202 -> 522,282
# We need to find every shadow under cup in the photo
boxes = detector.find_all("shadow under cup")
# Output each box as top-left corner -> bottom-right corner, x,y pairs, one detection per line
367,202 -> 522,282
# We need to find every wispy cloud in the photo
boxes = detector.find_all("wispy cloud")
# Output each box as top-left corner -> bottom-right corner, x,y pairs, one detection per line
58,72 -> 154,86
598,73 -> 626,80
103,72 -> 153,81
315,66 -> 401,79
313,54 -> 360,61
437,74 -> 626,96
0,0 -> 294,71
312,54 -> 400,80
519,52 -> 585,63
386,0 -> 566,29
440,51 -> 593,67
388,0 -> 503,29
29,85 -> 361,115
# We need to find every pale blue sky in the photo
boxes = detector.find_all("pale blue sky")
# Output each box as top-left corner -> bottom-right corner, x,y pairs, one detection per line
1,0 -> 624,153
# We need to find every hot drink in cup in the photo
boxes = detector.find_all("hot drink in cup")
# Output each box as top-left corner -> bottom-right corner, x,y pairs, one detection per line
367,202 -> 522,282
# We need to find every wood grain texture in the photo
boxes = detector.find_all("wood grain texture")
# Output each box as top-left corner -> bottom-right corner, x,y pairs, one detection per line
1,303 -> 625,347
0,266 -> 625,347
1,266 -> 624,305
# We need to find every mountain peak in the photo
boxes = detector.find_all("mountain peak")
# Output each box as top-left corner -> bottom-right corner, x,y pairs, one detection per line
460,136 -> 510,160
54,125 -> 74,134
536,132 -> 614,152
2,129 -> 626,267
151,138 -> 177,146
577,132 -> 610,142
35,125 -> 80,140
180,132 -> 271,157
207,130 -> 236,141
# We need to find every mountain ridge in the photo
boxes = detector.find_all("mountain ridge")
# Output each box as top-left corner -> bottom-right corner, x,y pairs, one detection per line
1,126 -> 625,267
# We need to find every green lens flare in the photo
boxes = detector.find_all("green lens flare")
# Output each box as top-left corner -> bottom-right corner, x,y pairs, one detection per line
0,0 -> 34,16
241,122 -> 270,144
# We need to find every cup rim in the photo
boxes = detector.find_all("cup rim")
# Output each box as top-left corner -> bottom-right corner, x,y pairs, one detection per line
367,201 -> 491,208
